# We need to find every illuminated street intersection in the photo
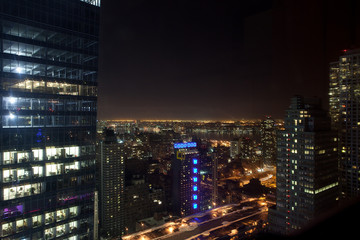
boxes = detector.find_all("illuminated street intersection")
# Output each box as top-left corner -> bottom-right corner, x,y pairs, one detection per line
123,198 -> 272,240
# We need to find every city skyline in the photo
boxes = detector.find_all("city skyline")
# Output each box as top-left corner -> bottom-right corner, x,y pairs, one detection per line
98,0 -> 360,120
1,1 -> 360,240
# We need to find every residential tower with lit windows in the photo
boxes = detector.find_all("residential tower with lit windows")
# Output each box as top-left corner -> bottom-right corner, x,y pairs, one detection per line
329,49 -> 360,199
97,129 -> 125,238
0,0 -> 100,239
268,96 -> 338,235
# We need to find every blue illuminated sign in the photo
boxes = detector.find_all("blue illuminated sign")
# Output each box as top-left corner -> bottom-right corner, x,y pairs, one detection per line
193,159 -> 198,164
193,186 -> 197,191
193,203 -> 198,209
193,194 -> 197,200
174,142 -> 197,149
193,168 -> 198,174
193,177 -> 198,182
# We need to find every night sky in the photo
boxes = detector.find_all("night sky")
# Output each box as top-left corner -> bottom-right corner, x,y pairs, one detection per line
98,0 -> 360,120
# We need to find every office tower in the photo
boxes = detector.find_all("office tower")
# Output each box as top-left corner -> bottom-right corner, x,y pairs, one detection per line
329,49 -> 360,199
268,96 -> 338,235
0,1 -> 100,239
97,129 -> 125,238
171,142 -> 200,217
260,116 -> 276,166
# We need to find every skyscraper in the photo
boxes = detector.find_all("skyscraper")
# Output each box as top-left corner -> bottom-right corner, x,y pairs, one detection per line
260,116 -> 276,166
172,142 -> 200,217
0,1 -> 99,239
329,49 -> 360,199
269,96 -> 338,235
97,129 -> 125,238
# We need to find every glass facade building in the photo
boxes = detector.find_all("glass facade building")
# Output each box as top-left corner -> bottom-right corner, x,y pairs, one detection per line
0,0 -> 99,239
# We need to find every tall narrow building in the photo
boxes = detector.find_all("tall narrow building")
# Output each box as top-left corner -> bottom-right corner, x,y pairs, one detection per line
269,96 -> 338,235
260,116 -> 277,166
0,1 -> 100,239
97,129 -> 125,238
329,49 -> 360,199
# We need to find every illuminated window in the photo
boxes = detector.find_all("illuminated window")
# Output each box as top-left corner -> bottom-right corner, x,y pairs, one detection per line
193,168 -> 198,174
193,203 -> 198,209
193,186 -> 197,191
193,159 -> 198,164
193,177 -> 198,182
193,194 -> 197,200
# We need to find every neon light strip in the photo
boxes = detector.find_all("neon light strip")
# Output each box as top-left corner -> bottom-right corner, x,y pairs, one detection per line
174,142 -> 197,149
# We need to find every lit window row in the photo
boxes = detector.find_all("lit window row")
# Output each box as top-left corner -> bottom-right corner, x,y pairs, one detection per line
3,182 -> 43,200
2,166 -> 43,182
3,149 -> 43,164
2,59 -> 96,81
3,97 -> 96,112
46,161 -> 80,176
2,79 -> 97,96
1,218 -> 79,238
3,114 -> 96,128
3,39 -> 97,67
2,146 -> 83,164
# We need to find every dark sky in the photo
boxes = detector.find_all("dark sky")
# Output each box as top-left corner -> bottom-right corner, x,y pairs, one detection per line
98,0 -> 360,120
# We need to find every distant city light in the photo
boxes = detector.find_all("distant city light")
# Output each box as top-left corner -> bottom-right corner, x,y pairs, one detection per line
174,142 -> 197,149
9,113 -> 15,119
193,159 -> 198,164
193,177 -> 198,182
193,168 -> 198,174
193,186 -> 197,191
193,203 -> 198,209
193,194 -> 197,200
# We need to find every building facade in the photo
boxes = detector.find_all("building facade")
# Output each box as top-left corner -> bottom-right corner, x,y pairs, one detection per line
0,0 -> 99,239
329,49 -> 360,199
269,96 -> 338,235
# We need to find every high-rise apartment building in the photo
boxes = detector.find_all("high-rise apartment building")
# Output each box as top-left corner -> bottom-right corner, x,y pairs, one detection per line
97,129 -> 125,238
260,116 -> 276,166
0,1 -> 100,239
329,49 -> 360,199
172,142 -> 200,217
269,96 -> 338,235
